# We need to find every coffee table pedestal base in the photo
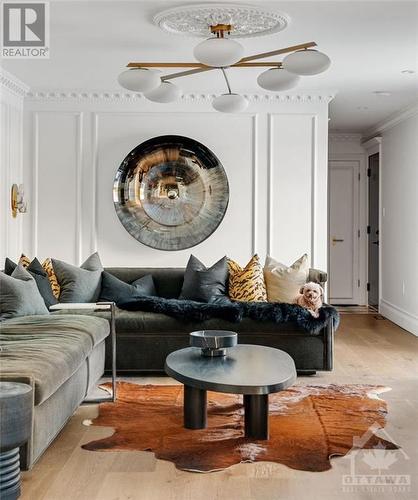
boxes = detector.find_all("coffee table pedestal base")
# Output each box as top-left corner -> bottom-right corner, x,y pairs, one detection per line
244,394 -> 269,440
184,386 -> 269,439
184,385 -> 207,429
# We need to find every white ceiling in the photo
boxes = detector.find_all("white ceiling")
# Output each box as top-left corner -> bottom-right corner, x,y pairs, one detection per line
2,0 -> 418,132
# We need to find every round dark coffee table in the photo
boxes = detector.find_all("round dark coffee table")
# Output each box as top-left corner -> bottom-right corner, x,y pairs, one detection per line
165,345 -> 296,440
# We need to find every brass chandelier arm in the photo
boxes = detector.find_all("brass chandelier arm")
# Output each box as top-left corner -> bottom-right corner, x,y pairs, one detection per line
127,62 -> 283,68
239,41 -> 317,62
128,40 -> 316,68
128,62 -> 211,68
161,67 -> 215,81
127,41 -> 317,82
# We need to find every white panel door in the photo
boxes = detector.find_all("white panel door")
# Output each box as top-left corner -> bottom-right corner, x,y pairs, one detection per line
329,161 -> 360,304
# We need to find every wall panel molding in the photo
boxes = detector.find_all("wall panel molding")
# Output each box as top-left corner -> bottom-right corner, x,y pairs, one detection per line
22,99 -> 330,268
89,111 -> 258,264
267,113 -> 317,265
267,113 -> 273,256
74,112 -> 83,265
310,115 -> 317,266
251,114 -> 258,255
32,112 -> 39,256
0,70 -> 25,262
91,112 -> 100,254
31,111 -> 84,262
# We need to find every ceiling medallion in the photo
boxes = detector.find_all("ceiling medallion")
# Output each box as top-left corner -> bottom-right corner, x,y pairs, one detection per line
153,3 -> 290,38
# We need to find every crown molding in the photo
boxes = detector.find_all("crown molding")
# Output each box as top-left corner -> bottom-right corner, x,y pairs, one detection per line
0,69 -> 30,98
364,100 -> 418,139
362,136 -> 382,150
25,89 -> 335,104
329,132 -> 362,143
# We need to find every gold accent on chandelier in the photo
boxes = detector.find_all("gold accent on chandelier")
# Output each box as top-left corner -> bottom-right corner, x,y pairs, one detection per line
127,41 -> 317,80
210,24 -> 232,37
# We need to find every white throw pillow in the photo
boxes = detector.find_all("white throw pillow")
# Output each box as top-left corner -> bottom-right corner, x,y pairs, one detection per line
264,254 -> 309,303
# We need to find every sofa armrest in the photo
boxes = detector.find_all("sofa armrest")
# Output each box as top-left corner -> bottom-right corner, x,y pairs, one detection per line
308,268 -> 327,285
322,319 -> 334,371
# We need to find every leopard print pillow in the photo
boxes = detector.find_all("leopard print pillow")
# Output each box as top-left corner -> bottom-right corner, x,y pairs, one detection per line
42,258 -> 61,299
228,254 -> 267,302
18,254 -> 31,268
19,254 -> 60,299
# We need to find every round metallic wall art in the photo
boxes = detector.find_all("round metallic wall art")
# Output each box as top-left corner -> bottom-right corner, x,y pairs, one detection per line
113,135 -> 229,251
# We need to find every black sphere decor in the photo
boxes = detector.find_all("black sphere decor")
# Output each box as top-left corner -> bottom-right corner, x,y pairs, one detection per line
113,135 -> 229,251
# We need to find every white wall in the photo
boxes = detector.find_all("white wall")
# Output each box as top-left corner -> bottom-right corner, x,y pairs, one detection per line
0,69 -> 28,264
20,91 -> 332,271
371,107 -> 418,335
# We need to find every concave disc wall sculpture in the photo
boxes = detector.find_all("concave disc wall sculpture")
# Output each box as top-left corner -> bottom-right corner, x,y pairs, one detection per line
113,135 -> 229,251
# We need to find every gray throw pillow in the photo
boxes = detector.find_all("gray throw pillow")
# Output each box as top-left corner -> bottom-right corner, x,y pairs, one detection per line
0,265 -> 49,320
4,257 -> 58,308
179,255 -> 228,302
52,252 -> 103,303
99,271 -> 156,304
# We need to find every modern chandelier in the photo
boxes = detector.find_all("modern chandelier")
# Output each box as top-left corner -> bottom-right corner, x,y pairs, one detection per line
117,4 -> 331,113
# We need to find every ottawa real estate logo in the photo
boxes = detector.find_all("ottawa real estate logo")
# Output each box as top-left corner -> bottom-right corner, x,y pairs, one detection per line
2,2 -> 49,58
342,423 -> 411,494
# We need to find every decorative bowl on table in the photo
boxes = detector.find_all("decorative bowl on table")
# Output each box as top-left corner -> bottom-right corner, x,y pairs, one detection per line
190,330 -> 238,357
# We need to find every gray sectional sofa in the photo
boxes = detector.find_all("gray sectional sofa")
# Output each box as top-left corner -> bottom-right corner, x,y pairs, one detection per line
0,264 -> 334,470
0,314 -> 109,469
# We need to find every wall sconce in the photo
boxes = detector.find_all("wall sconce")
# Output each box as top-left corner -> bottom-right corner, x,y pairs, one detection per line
11,184 -> 27,218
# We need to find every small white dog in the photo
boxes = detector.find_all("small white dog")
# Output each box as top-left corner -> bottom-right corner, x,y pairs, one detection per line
295,282 -> 324,318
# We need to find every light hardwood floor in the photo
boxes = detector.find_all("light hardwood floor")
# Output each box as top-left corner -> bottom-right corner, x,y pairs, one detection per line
21,314 -> 418,500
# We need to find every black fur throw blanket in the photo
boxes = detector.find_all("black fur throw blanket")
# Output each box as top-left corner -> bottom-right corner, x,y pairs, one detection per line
118,297 -> 339,335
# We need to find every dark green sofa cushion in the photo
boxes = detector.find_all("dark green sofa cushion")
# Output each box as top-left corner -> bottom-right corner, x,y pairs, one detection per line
99,271 -> 156,304
105,268 -> 184,298
52,307 -> 307,335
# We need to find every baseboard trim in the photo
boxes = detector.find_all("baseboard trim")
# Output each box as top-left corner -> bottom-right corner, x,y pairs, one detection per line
380,299 -> 418,337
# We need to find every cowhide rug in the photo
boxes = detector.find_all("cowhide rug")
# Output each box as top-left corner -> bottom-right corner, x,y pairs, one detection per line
82,382 -> 398,473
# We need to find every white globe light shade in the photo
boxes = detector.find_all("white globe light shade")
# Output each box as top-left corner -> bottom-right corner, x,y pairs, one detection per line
283,49 -> 331,76
144,81 -> 181,103
194,38 -> 244,67
212,93 -> 248,113
257,68 -> 300,91
117,68 -> 161,92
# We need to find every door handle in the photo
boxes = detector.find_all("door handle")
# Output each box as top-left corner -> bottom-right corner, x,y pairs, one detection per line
372,241 -> 379,245
332,238 -> 344,243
